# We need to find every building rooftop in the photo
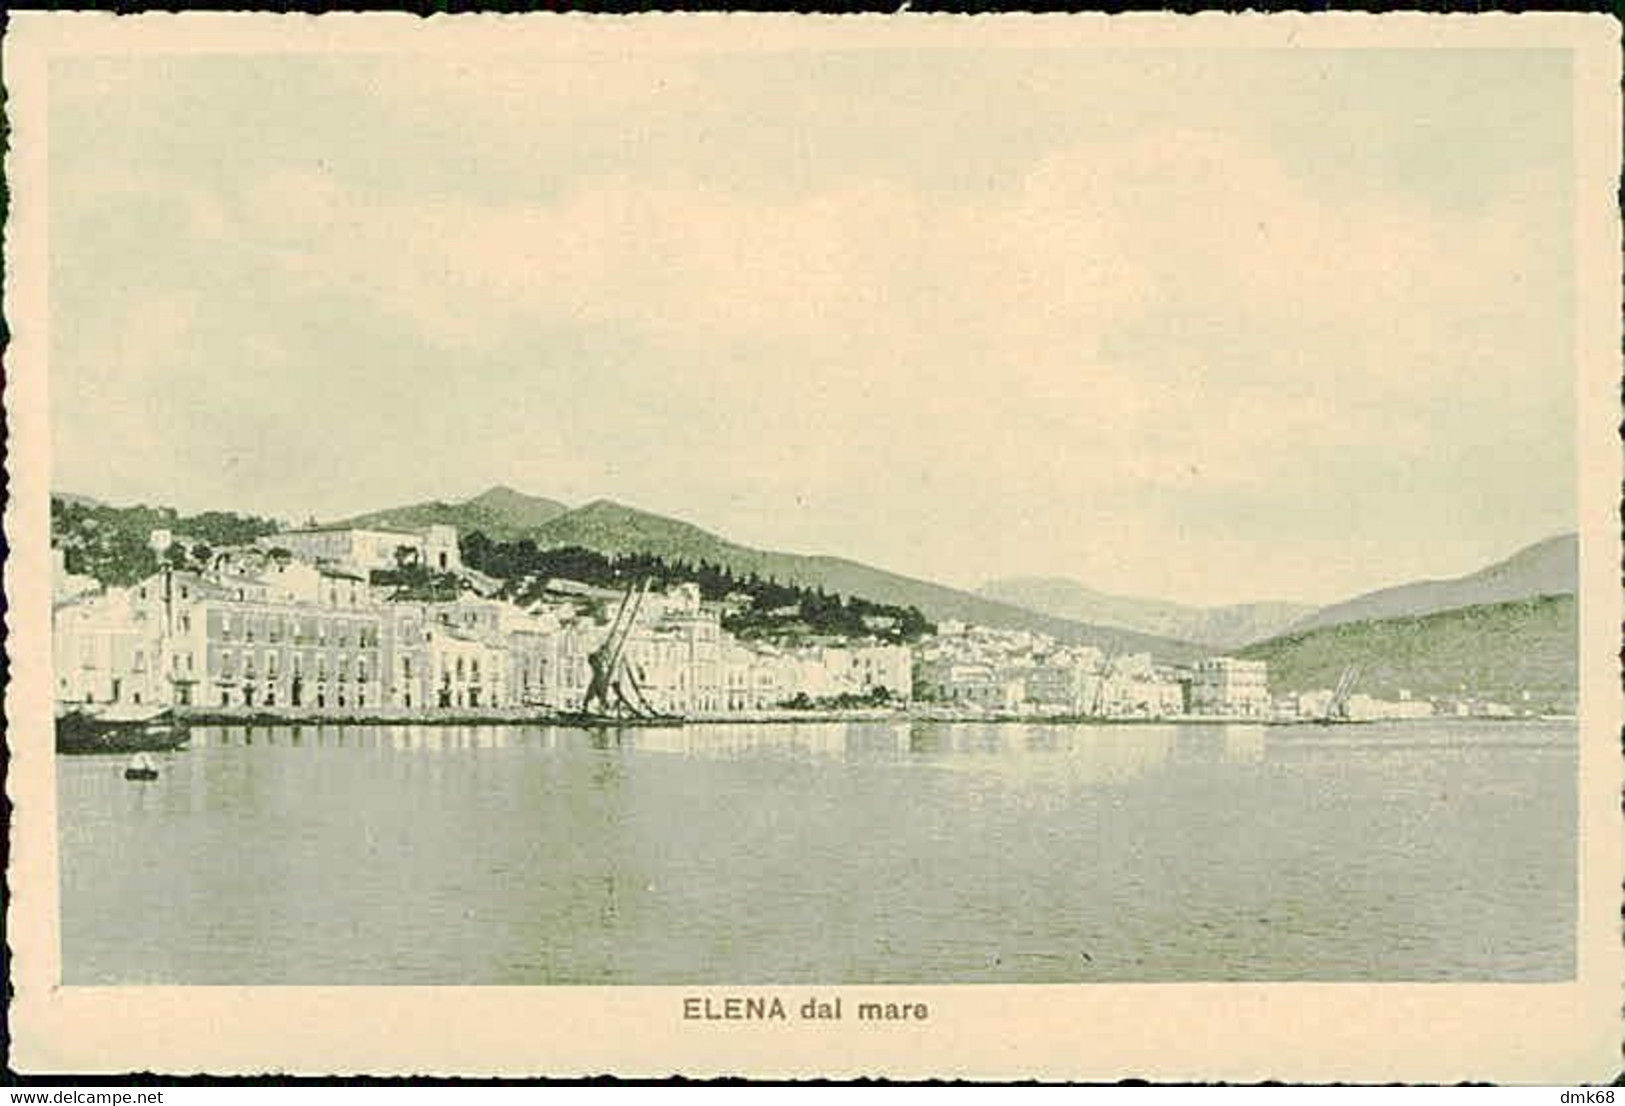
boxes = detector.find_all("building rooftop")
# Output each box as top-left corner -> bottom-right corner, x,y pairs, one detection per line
272,524 -> 422,539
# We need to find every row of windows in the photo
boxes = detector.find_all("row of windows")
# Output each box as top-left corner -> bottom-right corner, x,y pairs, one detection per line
214,612 -> 380,647
217,650 -> 374,682
221,683 -> 372,710
136,582 -> 197,602
438,655 -> 489,681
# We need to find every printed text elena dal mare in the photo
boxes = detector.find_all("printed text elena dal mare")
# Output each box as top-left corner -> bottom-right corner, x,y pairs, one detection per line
683,995 -> 929,1023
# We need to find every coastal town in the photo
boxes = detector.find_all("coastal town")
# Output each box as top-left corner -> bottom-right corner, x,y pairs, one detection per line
53,518 -> 1452,726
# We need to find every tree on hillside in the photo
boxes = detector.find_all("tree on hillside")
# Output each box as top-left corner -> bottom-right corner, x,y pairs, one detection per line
50,497 -> 280,586
455,530 -> 934,644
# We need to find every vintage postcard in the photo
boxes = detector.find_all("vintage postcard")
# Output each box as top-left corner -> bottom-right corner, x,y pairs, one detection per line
5,12 -> 1621,1082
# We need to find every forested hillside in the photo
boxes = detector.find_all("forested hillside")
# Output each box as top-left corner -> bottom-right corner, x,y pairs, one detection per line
461,533 -> 934,644
51,496 -> 284,587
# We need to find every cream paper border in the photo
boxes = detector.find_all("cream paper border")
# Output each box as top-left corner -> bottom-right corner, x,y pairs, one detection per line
6,12 -> 1621,1082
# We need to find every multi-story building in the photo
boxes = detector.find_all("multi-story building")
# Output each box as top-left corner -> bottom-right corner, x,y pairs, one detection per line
850,644 -> 912,700
718,642 -> 790,711
1023,657 -> 1097,712
423,625 -> 507,710
1190,657 -> 1270,717
380,603 -> 432,710
51,528 -> 918,719
259,523 -> 463,575
504,611 -> 566,709
918,659 -> 1025,711
54,586 -> 166,708
191,582 -> 387,712
57,563 -> 391,712
637,584 -> 723,714
1098,669 -> 1184,718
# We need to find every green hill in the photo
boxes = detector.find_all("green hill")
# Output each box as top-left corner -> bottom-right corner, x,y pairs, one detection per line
1239,594 -> 1577,711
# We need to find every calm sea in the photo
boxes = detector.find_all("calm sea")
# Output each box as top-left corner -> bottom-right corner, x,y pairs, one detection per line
57,719 -> 1575,984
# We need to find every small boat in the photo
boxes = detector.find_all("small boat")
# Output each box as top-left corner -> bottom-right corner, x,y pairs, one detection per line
123,752 -> 160,781
57,706 -> 189,755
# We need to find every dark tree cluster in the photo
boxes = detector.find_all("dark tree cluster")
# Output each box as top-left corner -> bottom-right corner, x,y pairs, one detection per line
459,532 -> 934,644
51,497 -> 284,587
368,566 -> 467,602
780,686 -> 899,711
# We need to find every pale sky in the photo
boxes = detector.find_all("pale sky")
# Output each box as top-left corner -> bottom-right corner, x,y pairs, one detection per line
48,44 -> 1575,606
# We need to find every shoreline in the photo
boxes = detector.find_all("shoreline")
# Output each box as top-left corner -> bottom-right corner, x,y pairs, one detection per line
160,708 -> 1570,729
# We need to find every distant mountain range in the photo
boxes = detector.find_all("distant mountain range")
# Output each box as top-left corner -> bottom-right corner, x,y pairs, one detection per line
980,533 -> 1578,649
331,489 -> 1209,661
978,578 -> 1315,651
1282,533 -> 1577,635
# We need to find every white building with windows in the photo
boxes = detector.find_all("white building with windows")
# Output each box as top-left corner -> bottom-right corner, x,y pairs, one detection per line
259,523 -> 464,575
1190,657 -> 1270,717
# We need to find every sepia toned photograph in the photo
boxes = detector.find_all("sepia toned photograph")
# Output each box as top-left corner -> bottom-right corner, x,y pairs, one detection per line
6,12 -> 1620,1082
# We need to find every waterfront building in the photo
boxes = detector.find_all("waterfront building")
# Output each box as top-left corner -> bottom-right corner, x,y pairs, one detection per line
919,659 -> 1025,711
1272,693 -> 1304,721
1190,657 -> 1271,716
1023,657 -> 1096,712
1343,693 -> 1435,721
738,645 -> 791,711
193,587 -> 387,712
1112,673 -> 1185,718
850,644 -> 912,700
53,586 -> 166,707
423,625 -> 507,709
926,637 -> 1185,719
56,564 -> 391,712
640,584 -> 724,714
503,610 -> 566,710
1295,688 -> 1328,718
622,625 -> 689,713
380,603 -> 432,710
51,537 -> 915,719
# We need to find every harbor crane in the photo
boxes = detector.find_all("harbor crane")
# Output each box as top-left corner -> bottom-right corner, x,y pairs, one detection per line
580,579 -> 664,720
1324,664 -> 1362,723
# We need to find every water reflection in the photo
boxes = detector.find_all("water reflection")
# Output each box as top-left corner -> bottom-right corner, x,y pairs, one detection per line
183,719 -> 1319,785
621,723 -> 874,760
600,720 -> 1207,785
59,718 -> 1577,985
1225,725 -> 1266,763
